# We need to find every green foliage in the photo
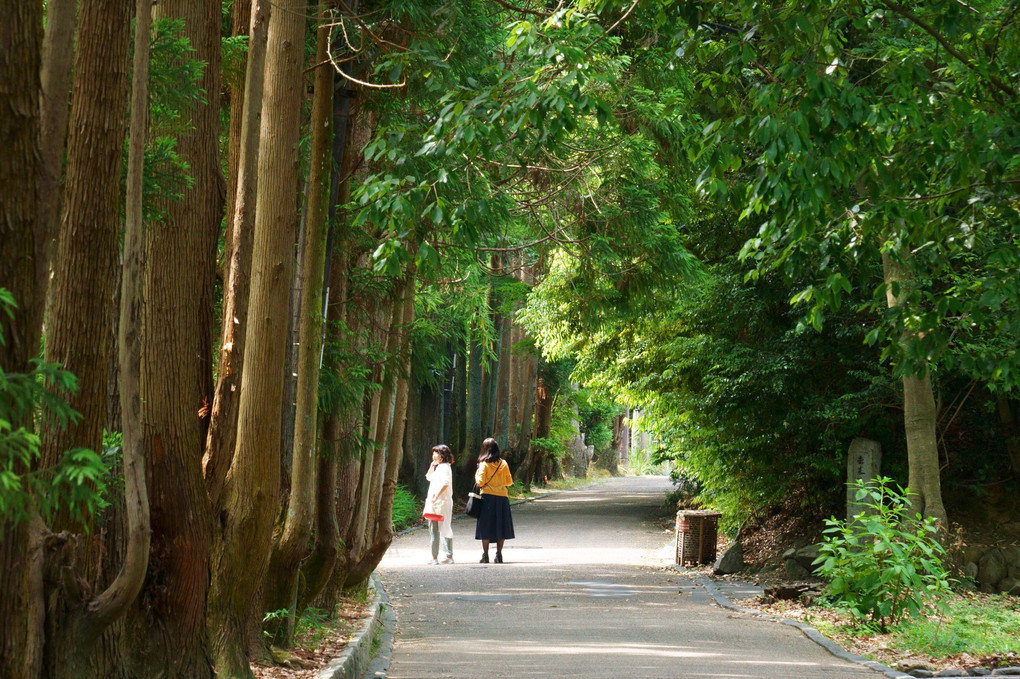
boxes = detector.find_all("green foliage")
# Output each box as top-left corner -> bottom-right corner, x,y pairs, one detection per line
391,484 -> 419,532
133,18 -> 205,222
0,291 -> 110,532
815,478 -> 952,631
576,390 -> 616,456
530,437 -> 567,459
683,1 -> 1020,389
884,593 -> 1020,658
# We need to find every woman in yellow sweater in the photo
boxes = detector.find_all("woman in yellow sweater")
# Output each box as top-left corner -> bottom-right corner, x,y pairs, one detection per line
474,437 -> 515,563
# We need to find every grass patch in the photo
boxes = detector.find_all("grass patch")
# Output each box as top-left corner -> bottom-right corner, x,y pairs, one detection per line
392,484 -> 419,531
507,481 -> 533,500
545,475 -> 596,490
885,593 -> 1020,657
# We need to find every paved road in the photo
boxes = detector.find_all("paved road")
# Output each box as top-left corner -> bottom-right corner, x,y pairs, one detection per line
375,476 -> 883,679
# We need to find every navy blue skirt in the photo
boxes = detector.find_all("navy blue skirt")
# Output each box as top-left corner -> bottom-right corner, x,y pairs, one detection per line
474,494 -> 515,541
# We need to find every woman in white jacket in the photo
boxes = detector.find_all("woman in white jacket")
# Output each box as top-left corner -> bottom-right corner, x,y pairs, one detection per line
424,444 -> 455,564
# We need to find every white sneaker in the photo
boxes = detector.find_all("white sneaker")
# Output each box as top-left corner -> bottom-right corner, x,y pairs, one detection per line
439,556 -> 454,565
427,558 -> 439,565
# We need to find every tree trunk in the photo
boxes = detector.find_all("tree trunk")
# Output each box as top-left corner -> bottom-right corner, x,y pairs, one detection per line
207,0 -> 305,673
882,250 -> 947,527
0,0 -> 42,373
36,0 -> 77,318
40,0 -> 132,472
265,7 -> 335,640
347,274 -> 416,589
519,376 -> 552,487
94,0 -> 153,645
462,337 -> 483,465
129,0 -> 221,674
455,338 -> 468,458
513,354 -> 538,473
494,315 -> 512,450
363,295 -> 404,549
205,0 -> 268,507
223,0 -> 252,261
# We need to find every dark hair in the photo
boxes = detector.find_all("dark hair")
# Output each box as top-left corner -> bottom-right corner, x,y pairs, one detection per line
478,437 -> 501,463
431,444 -> 454,465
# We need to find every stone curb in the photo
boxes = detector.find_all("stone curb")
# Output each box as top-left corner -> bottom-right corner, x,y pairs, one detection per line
690,572 -> 911,679
314,574 -> 387,679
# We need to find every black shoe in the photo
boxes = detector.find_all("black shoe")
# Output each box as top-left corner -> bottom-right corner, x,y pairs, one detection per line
494,553 -> 503,563
479,553 -> 489,563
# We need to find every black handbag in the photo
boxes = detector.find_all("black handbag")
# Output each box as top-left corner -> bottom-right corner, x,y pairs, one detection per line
464,462 -> 500,518
464,484 -> 484,518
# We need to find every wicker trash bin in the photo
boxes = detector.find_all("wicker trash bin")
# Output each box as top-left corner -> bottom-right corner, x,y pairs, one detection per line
675,509 -> 721,566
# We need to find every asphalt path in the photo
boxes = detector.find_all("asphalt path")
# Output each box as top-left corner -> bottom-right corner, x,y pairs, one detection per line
375,475 -> 883,679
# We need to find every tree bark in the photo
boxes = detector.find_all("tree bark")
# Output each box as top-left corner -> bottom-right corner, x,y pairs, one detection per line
347,273 -> 416,589
36,0 -> 77,319
129,0 -> 221,674
208,0 -> 305,671
462,337 -> 483,465
223,0 -> 253,261
513,354 -> 538,473
91,0 -> 153,643
494,314 -> 513,450
454,338 -> 467,458
40,0 -> 132,472
0,0 -> 42,373
882,250 -> 947,527
265,6 -> 335,639
205,0 -> 268,507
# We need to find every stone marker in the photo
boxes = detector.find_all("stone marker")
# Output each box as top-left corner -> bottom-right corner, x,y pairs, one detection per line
847,438 -> 882,520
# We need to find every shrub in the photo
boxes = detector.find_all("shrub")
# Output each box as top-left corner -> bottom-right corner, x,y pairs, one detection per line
814,477 -> 951,631
391,484 -> 419,531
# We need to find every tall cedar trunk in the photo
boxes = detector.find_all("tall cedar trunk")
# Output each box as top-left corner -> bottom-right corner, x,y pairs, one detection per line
455,338 -> 468,458
33,0 -> 132,676
513,354 -> 538,473
265,8 -> 335,637
519,377 -> 552,486
300,69 -> 364,608
223,0 -> 252,260
347,274 -> 416,589
882,250 -> 947,526
205,0 -> 268,506
484,316 -> 502,439
605,415 -> 624,475
507,324 -> 523,446
36,0 -> 76,314
494,315 -> 512,450
0,1 -> 42,375
280,207 -> 305,478
0,5 -> 42,676
129,0 -> 221,675
0,78 -> 38,679
40,0 -> 130,472
364,295 -> 404,550
207,0 -> 305,674
347,297 -> 393,562
462,338 -> 483,467
298,250 -> 351,612
442,342 -> 456,446
997,396 -> 1020,480
94,0 -> 153,653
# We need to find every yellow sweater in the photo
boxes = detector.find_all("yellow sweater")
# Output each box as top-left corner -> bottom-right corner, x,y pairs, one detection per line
476,460 -> 513,497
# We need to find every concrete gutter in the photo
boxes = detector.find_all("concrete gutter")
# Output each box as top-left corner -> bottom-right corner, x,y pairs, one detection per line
690,572 -> 912,679
314,573 -> 391,679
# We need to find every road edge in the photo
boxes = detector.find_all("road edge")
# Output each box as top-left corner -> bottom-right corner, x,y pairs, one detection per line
314,573 -> 389,679
692,573 -> 912,679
